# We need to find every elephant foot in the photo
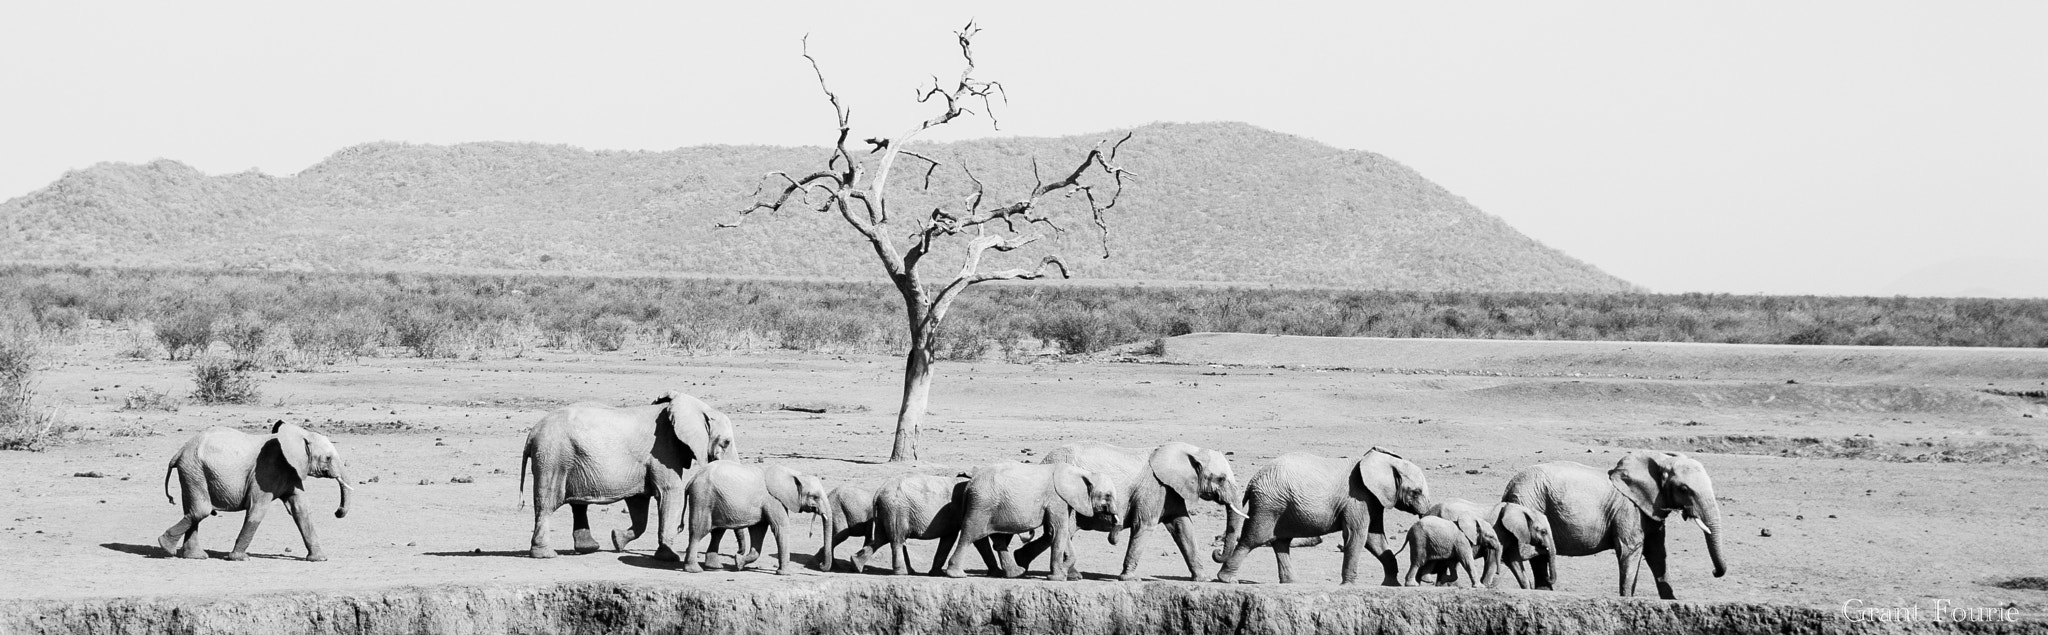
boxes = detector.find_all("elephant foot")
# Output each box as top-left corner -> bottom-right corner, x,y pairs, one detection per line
1536,585 -> 1554,591
305,552 -> 328,562
610,529 -> 635,552
158,535 -> 182,557
571,531 -> 601,554
777,563 -> 799,576
740,550 -> 762,566
178,548 -> 209,560
942,567 -> 967,579
682,562 -> 705,573
1001,566 -> 1026,579
653,546 -> 682,562
224,551 -> 249,562
1213,572 -> 1238,584
1117,573 -> 1145,583
530,547 -> 558,559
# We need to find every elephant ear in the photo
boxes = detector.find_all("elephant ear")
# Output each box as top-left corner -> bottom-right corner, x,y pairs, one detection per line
1055,467 -> 1097,516
272,422 -> 312,479
1354,449 -> 1408,510
655,392 -> 713,465
1493,504 -> 1529,551
1610,451 -> 1676,520
1150,445 -> 1204,507
766,467 -> 804,512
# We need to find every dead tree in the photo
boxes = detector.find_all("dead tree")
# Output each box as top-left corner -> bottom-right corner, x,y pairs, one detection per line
726,23 -> 1133,462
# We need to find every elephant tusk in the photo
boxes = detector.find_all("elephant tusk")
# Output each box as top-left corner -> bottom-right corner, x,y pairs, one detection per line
1226,501 -> 1250,519
1693,516 -> 1712,536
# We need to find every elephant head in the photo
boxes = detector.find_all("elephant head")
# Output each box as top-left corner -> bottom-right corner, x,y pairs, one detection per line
269,421 -> 352,518
1055,465 -> 1119,526
653,391 -> 737,466
1356,447 -> 1431,515
1492,501 -> 1555,560
1151,443 -> 1247,517
1611,451 -> 1727,578
765,466 -> 825,515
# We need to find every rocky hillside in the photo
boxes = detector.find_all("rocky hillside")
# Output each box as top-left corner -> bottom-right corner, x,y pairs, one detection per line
0,122 -> 1635,292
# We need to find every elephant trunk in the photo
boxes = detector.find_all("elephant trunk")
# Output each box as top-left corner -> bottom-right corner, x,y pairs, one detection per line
1212,478 -> 1246,564
816,505 -> 837,571
1699,498 -> 1727,578
331,463 -> 353,519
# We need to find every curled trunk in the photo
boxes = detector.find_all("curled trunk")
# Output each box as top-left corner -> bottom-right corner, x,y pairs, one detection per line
330,464 -> 353,518
1211,478 -> 1246,565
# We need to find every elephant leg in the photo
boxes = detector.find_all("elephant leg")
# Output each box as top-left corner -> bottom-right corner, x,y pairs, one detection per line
1615,542 -> 1643,597
890,536 -> 911,576
1343,527 -> 1377,586
1480,545 -> 1500,588
1215,512 -> 1277,584
1164,515 -> 1205,582
1507,558 -> 1530,589
656,485 -> 689,563
1271,539 -> 1296,584
1116,522 -> 1151,582
529,466 -> 566,559
945,517 -> 995,578
991,534 -> 1025,578
765,511 -> 796,575
569,503 -> 600,554
928,533 -> 959,577
282,496 -> 327,562
1013,532 -> 1053,571
1403,534 -> 1423,586
679,499 -> 712,573
1048,521 -> 1077,582
1532,553 -> 1556,590
164,513 -> 209,559
1458,549 -> 1481,589
613,495 -> 650,552
1643,520 -> 1675,599
853,528 -> 882,573
228,500 -> 270,561
1368,530 -> 1400,586
748,524 -> 773,570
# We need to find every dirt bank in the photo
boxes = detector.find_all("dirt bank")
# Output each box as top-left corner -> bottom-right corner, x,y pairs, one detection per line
3,578 -> 2029,635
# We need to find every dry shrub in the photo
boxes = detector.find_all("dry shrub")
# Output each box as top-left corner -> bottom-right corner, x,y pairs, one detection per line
191,357 -> 262,405
1,325 -> 65,450
120,386 -> 182,412
155,309 -> 217,360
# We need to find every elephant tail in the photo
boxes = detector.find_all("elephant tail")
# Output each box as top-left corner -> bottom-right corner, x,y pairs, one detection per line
516,441 -> 533,511
162,459 -> 178,505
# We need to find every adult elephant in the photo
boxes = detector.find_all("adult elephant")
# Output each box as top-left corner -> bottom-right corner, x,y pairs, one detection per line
1500,450 -> 1728,599
1014,441 -> 1245,581
158,421 -> 353,561
1213,448 -> 1430,585
519,391 -> 736,559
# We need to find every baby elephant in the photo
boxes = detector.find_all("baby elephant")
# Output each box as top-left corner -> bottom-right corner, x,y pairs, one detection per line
158,422 -> 353,561
815,484 -> 880,572
683,462 -> 823,575
1490,501 -> 1557,589
1403,516 -> 1482,588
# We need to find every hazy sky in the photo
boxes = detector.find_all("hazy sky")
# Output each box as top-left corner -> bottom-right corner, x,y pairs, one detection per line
3,2 -> 2044,296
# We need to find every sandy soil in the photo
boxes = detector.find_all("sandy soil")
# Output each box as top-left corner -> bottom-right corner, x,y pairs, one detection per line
3,325 -> 2045,618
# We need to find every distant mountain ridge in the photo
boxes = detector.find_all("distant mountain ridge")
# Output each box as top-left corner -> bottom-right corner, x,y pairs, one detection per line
0,122 -> 1636,292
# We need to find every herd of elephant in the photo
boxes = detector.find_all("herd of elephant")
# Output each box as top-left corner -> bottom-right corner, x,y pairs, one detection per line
156,390 -> 1728,599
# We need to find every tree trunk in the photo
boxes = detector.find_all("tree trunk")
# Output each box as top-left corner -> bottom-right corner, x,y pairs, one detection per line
889,332 -> 933,463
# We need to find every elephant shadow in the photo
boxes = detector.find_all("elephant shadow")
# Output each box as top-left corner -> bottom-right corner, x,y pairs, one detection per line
617,551 -> 828,573
98,543 -> 296,560
422,549 -> 598,558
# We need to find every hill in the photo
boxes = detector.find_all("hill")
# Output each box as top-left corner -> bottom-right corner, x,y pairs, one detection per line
0,122 -> 1635,292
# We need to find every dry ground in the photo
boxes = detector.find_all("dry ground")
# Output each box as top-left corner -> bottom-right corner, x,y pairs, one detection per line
3,326 -> 2045,619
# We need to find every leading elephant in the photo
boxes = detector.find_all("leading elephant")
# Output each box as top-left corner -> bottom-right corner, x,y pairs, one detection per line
1213,448 -> 1430,585
519,391 -> 735,560
1500,450 -> 1727,599
1015,441 -> 1245,581
158,421 -> 353,561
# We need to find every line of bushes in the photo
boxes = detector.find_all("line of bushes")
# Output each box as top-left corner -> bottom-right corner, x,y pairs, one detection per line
4,264 -> 2048,366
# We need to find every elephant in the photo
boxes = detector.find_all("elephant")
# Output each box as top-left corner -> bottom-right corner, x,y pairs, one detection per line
519,391 -> 735,560
1014,441 -> 1246,581
870,473 -> 999,576
1421,497 -> 1505,586
158,421 -> 353,561
815,484 -> 880,572
1213,448 -> 1431,585
1500,450 -> 1728,599
1401,516 -> 1481,588
943,462 -> 1119,581
681,462 -> 824,575
1488,501 -> 1556,589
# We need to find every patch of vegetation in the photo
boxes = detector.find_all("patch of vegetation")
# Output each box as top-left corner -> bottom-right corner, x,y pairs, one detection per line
1,323 -> 66,450
2,265 -> 2047,362
1993,576 -> 2048,591
1599,434 -> 2048,464
191,357 -> 262,405
119,386 -> 182,412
